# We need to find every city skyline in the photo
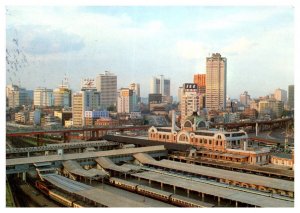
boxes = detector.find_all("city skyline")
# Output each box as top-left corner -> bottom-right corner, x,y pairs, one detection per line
6,6 -> 294,99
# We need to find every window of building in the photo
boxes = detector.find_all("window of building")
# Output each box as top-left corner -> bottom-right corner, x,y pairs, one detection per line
209,140 -> 212,145
216,141 -> 218,146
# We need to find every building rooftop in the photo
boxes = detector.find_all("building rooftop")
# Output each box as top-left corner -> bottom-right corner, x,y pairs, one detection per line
132,171 -> 293,207
133,153 -> 294,192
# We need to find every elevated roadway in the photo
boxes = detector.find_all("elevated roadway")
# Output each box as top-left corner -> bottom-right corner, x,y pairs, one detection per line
6,140 -> 119,155
6,125 -> 150,137
6,145 -> 167,174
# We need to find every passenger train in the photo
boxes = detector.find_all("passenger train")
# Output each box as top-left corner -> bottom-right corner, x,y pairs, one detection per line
35,181 -> 86,207
109,177 -> 214,207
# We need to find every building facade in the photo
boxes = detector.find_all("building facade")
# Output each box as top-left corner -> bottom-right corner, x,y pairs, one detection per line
53,85 -> 72,107
129,83 -> 140,103
72,90 -> 101,127
240,91 -> 251,107
6,85 -> 28,108
180,83 -> 200,122
288,85 -> 294,110
117,88 -> 135,113
206,53 -> 227,111
34,87 -> 54,107
274,88 -> 287,104
258,99 -> 284,119
95,71 -> 117,110
150,75 -> 171,97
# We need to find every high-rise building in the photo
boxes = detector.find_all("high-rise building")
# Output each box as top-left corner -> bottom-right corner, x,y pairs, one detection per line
274,88 -> 287,104
95,71 -> 117,110
6,85 -> 28,108
34,87 -> 53,107
180,83 -> 200,122
72,92 -> 84,127
72,90 -> 101,127
129,83 -> 141,103
240,91 -> 251,107
205,53 -> 227,111
194,74 -> 206,109
288,85 -> 294,110
150,75 -> 171,96
53,84 -> 72,107
194,74 -> 206,94
117,88 -> 135,113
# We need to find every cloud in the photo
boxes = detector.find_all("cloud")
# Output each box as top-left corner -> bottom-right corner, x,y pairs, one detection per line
222,37 -> 256,55
176,40 -> 208,60
7,26 -> 85,55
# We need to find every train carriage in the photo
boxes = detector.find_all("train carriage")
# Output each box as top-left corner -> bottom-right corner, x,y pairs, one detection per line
109,177 -> 139,192
136,185 -> 172,202
170,194 -> 214,207
49,189 -> 75,207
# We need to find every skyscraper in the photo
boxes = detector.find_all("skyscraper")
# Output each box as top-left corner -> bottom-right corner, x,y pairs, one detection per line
240,91 -> 251,107
95,71 -> 117,110
205,53 -> 227,111
72,90 -> 101,127
129,83 -> 140,103
53,82 -> 72,108
274,88 -> 287,104
288,85 -> 294,110
150,75 -> 171,96
34,87 -> 53,107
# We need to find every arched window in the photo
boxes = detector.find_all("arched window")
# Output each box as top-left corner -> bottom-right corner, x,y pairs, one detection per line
184,120 -> 192,128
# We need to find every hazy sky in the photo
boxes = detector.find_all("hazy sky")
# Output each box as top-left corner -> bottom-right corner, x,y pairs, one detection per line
6,6 -> 294,99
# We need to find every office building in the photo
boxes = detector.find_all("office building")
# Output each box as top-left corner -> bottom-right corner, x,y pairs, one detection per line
206,53 -> 227,111
129,83 -> 140,110
29,109 -> 41,125
34,87 -> 54,107
6,85 -> 28,108
72,90 -> 101,127
117,88 -> 135,113
288,85 -> 294,110
180,83 -> 200,122
95,71 -> 117,110
150,75 -> 171,96
194,74 -> 206,109
240,91 -> 251,107
274,88 -> 287,104
258,99 -> 284,119
53,84 -> 72,107
194,74 -> 206,94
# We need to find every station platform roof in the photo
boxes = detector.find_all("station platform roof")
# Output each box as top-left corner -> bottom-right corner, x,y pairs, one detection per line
95,157 -> 132,174
42,174 -> 149,207
75,188 -> 150,207
63,160 -> 107,179
132,171 -> 293,207
42,174 -> 93,193
133,153 -> 294,192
